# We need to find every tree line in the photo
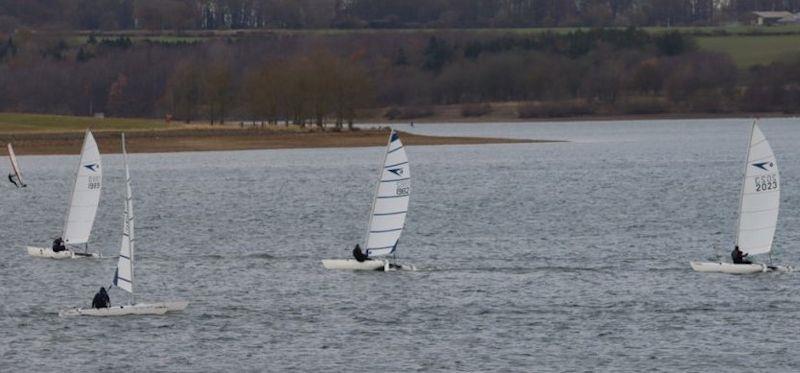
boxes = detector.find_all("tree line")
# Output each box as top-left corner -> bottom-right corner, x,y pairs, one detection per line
1,28 -> 799,124
4,0 -> 800,32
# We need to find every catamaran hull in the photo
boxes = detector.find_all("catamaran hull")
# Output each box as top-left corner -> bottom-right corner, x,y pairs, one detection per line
690,261 -> 792,274
59,301 -> 188,317
322,259 -> 416,271
26,246 -> 99,259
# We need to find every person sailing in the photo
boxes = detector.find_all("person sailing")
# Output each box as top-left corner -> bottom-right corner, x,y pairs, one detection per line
731,245 -> 752,264
352,244 -> 370,262
8,173 -> 19,187
52,237 -> 67,253
92,287 -> 110,309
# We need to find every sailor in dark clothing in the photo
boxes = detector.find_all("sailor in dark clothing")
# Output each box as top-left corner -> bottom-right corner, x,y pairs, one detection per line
92,287 -> 110,309
353,244 -> 370,262
731,245 -> 752,264
8,173 -> 18,187
52,237 -> 67,253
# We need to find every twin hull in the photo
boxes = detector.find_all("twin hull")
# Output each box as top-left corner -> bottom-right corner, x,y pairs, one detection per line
26,246 -> 99,259
690,261 -> 792,274
322,259 -> 416,271
59,301 -> 189,317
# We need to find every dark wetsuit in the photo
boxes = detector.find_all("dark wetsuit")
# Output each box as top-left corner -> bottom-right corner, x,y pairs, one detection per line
732,247 -> 752,264
52,238 -> 67,253
92,288 -> 110,309
353,245 -> 370,262
8,174 -> 18,187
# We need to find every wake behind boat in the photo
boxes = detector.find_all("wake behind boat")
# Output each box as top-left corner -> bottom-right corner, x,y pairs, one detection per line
322,130 -> 416,272
690,121 -> 792,274
27,130 -> 102,259
60,134 -> 188,317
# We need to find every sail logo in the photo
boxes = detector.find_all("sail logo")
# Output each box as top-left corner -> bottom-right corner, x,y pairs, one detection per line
84,163 -> 100,172
752,161 -> 774,171
388,168 -> 404,176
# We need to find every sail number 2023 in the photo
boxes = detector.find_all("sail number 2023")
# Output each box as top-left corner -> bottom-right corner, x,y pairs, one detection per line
755,174 -> 777,192
88,176 -> 101,190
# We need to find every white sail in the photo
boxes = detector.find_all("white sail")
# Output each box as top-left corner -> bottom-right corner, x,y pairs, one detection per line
736,122 -> 780,256
7,143 -> 24,186
364,131 -> 410,258
62,130 -> 102,245
113,134 -> 134,294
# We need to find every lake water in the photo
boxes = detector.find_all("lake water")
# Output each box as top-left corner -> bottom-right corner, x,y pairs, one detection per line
2,118 -> 800,371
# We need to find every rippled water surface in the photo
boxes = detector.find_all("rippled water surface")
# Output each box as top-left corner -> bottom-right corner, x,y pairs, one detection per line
3,118 -> 800,372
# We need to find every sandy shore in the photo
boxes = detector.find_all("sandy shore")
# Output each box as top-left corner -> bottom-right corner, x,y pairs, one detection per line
0,127 -> 548,155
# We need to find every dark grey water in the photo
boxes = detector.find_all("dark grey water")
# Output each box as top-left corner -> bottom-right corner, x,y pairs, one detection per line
2,118 -> 800,372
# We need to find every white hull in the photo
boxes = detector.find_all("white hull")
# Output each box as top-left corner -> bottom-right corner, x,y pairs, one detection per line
690,261 -> 792,274
27,246 -> 99,259
322,259 -> 416,271
59,301 -> 188,317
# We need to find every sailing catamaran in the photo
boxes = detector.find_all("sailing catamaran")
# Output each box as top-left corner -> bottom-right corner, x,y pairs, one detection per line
322,130 -> 415,271
60,134 -> 188,317
690,121 -> 792,274
27,130 -> 102,259
7,143 -> 26,188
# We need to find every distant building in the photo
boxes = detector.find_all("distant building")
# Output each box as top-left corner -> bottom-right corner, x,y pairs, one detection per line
750,11 -> 797,26
776,13 -> 800,25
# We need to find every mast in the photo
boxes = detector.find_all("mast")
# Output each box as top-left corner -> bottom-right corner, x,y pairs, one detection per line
362,130 -> 395,253
122,133 -> 135,305
734,120 -> 757,247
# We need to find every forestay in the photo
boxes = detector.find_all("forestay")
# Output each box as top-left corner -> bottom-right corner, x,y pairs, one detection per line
736,122 -> 780,256
62,130 -> 102,245
364,131 -> 410,258
113,134 -> 134,294
7,143 -> 24,186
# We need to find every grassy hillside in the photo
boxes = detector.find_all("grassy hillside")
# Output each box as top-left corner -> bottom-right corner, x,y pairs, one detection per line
696,34 -> 800,67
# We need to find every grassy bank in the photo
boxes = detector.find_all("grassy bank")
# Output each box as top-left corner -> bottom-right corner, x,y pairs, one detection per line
0,113 -> 543,155
0,113 -> 168,132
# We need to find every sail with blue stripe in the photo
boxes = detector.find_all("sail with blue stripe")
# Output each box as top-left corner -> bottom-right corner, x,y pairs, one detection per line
364,130 -> 410,258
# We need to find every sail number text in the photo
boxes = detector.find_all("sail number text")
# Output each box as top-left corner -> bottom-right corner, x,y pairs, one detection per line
88,176 -> 101,190
396,181 -> 410,196
754,174 -> 777,192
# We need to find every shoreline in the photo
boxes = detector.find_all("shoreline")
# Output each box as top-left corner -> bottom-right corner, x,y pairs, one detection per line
0,128 -> 548,156
357,103 -> 800,124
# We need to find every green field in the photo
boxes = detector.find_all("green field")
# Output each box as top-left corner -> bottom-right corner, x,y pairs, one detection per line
696,34 -> 800,67
61,25 -> 800,68
0,113 -> 167,133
